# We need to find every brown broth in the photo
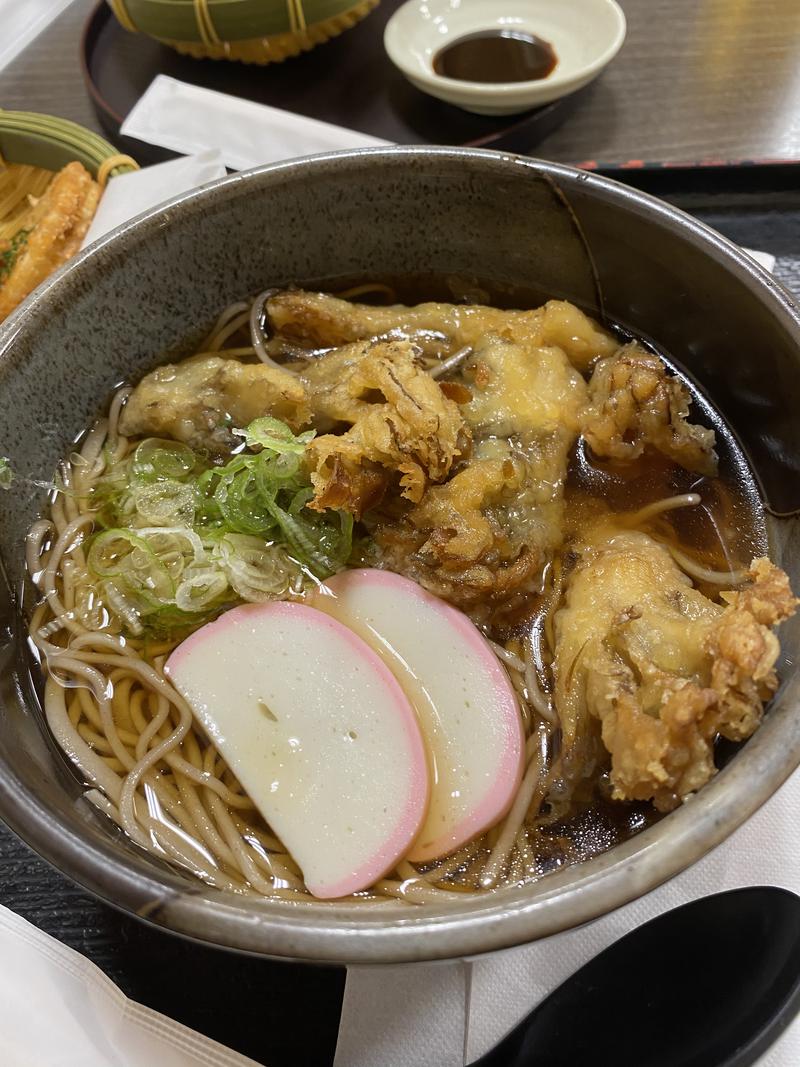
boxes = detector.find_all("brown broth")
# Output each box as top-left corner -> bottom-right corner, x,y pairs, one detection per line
492,353 -> 770,875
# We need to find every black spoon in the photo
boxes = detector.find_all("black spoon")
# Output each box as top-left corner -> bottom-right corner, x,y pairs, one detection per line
470,886 -> 800,1067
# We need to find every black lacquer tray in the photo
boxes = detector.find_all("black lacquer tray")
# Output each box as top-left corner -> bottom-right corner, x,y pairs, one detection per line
82,0 -> 584,166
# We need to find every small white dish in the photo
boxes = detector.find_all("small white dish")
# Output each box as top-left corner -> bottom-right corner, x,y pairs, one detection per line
384,0 -> 627,117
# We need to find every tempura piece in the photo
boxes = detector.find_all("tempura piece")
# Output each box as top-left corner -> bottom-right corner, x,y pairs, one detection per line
580,344 -> 718,476
119,355 -> 309,455
266,290 -> 617,372
464,334 -> 587,437
367,335 -> 588,608
304,338 -> 468,517
707,557 -> 798,741
408,439 -> 524,564
298,340 -> 377,429
372,434 -> 567,609
0,162 -> 101,321
553,528 -> 796,811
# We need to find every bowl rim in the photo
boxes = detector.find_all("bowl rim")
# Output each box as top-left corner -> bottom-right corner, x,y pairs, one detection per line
383,0 -> 627,101
1,145 -> 799,964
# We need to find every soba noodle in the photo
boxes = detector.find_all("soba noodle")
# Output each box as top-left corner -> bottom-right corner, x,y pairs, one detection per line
27,384 -> 580,902
24,290 -> 769,905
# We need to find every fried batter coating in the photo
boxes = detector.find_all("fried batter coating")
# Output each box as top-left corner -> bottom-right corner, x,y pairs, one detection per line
119,355 -> 309,455
580,344 -> 718,476
408,439 -> 523,563
266,290 -> 617,372
708,557 -> 798,741
361,334 -> 588,609
268,294 -> 607,603
465,335 -> 587,437
372,476 -> 538,607
553,529 -> 796,811
303,339 -> 468,518
371,430 -> 569,610
0,162 -> 101,321
297,341 -> 376,429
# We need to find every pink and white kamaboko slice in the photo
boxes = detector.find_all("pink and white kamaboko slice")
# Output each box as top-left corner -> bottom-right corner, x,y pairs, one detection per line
316,569 -> 525,862
166,601 -> 429,898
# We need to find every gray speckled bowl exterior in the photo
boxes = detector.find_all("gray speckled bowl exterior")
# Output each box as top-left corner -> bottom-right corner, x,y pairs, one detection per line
0,148 -> 799,964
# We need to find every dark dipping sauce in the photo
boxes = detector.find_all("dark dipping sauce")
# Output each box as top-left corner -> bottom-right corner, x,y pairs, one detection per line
432,30 -> 558,84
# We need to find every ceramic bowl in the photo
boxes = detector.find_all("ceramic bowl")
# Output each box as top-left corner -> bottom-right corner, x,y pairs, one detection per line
0,148 -> 799,963
384,0 -> 627,116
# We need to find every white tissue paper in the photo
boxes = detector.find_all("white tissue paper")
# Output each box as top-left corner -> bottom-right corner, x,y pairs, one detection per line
0,0 -> 74,74
120,75 -> 390,172
745,248 -> 777,273
80,150 -> 228,249
0,904 -> 261,1067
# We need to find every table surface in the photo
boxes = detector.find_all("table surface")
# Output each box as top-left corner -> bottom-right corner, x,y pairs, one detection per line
1,0 -> 800,165
0,3 -> 799,1066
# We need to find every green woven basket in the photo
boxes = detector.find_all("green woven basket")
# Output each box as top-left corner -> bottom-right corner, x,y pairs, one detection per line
0,111 -> 137,181
107,0 -> 380,64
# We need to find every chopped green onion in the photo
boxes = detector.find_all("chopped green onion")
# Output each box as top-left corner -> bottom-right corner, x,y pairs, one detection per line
235,416 -> 315,455
175,570 -> 230,612
88,417 -> 354,636
132,439 -> 197,482
133,480 -> 197,525
0,229 -> 30,284
88,529 -> 174,602
88,529 -> 152,578
0,457 -> 13,490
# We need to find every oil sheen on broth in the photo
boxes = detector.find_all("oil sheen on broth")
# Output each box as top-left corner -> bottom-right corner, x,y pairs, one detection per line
24,280 -> 793,905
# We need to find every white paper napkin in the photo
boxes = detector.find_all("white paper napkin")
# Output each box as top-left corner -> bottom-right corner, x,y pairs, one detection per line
0,903 -> 261,1067
81,150 -> 228,249
120,75 -> 390,172
0,0 -> 75,73
745,248 -> 777,273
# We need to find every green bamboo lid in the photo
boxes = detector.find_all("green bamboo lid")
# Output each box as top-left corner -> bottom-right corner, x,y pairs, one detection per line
0,111 -> 137,180
109,0 -> 375,43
